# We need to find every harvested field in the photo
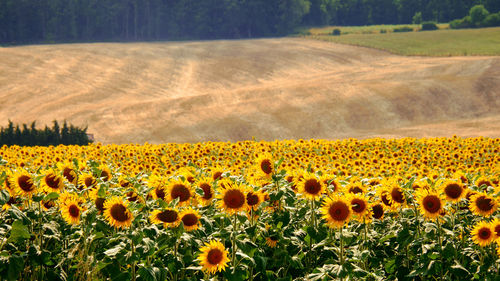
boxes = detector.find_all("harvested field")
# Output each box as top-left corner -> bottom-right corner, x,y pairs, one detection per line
0,38 -> 498,143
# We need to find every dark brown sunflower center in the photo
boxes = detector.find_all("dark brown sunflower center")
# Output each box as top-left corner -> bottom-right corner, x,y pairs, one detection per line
304,179 -> 321,195
223,189 -> 245,209
260,159 -> 273,175
84,177 -> 96,188
126,191 -> 138,202
120,180 -> 130,187
391,188 -> 405,203
444,184 -> 462,199
110,204 -> 129,222
494,225 -> 500,237
171,184 -> 190,202
479,228 -> 491,239
187,176 -> 195,183
423,195 -> 441,213
351,198 -> 366,213
213,171 -> 222,181
200,183 -> 213,200
18,175 -> 35,192
381,194 -> 392,206
477,180 -> 491,188
372,204 -> 384,219
100,170 -> 110,181
329,201 -> 350,221
155,187 -> 166,200
476,196 -> 493,212
182,213 -> 198,227
43,200 -> 55,209
45,174 -> 61,189
207,249 -> 223,265
5,176 -> 13,190
63,168 -> 76,183
95,198 -> 105,212
246,192 -> 260,206
157,210 -> 178,223
69,204 -> 80,218
349,186 -> 363,194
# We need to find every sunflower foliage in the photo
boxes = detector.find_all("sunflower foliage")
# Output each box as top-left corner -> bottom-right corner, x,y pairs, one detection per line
0,137 -> 498,280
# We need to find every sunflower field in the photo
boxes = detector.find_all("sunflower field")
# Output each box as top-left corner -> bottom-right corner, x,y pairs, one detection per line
0,137 -> 498,281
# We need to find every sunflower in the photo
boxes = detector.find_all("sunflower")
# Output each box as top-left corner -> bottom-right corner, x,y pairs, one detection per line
469,192 -> 498,217
2,171 -> 14,193
320,195 -> 351,229
416,188 -> 444,220
10,171 -> 37,197
347,193 -> 371,222
217,181 -> 247,215
322,176 -> 341,194
96,165 -> 112,182
265,236 -> 279,248
254,153 -> 274,179
471,221 -> 495,247
178,167 -> 196,183
197,240 -> 230,274
210,167 -> 225,181
371,203 -> 385,220
179,208 -> 201,231
42,200 -> 57,211
440,180 -> 464,203
60,197 -> 83,225
195,177 -> 214,206
78,172 -> 97,190
41,170 -> 64,193
166,178 -> 193,206
387,183 -> 405,208
246,188 -> 265,211
475,176 -> 492,188
103,197 -> 133,229
490,218 -> 500,240
346,182 -> 365,195
57,162 -> 77,185
298,173 -> 325,200
149,208 -> 181,228
94,197 -> 106,213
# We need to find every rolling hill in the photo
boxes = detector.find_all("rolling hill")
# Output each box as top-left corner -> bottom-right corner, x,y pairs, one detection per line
0,38 -> 499,144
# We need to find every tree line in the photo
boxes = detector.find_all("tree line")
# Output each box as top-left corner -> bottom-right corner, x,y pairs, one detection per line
0,0 -> 499,44
0,121 -> 93,146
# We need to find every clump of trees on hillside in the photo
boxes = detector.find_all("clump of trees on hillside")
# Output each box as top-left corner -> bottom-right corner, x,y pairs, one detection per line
450,5 -> 500,28
0,120 -> 93,146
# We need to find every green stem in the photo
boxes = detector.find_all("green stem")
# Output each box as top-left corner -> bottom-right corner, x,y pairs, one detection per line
232,213 -> 238,273
363,219 -> 368,270
340,227 -> 344,281
436,219 -> 444,281
340,227 -> 344,265
131,238 -> 136,281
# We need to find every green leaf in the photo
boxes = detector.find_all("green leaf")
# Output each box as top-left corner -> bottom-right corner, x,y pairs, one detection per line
451,261 -> 470,276
137,266 -> 157,281
104,243 -> 125,257
224,268 -> 247,281
43,192 -> 59,201
7,255 -> 24,281
0,189 -> 10,206
384,258 -> 396,274
8,220 -> 30,242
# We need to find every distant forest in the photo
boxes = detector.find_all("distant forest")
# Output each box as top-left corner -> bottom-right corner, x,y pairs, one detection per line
1,0 -> 500,44
0,121 -> 93,146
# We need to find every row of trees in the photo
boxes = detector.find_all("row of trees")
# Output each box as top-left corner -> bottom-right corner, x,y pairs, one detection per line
1,0 -> 499,44
0,121 -> 93,146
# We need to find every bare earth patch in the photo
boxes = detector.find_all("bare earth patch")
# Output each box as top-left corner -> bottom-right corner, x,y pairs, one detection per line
0,38 -> 498,143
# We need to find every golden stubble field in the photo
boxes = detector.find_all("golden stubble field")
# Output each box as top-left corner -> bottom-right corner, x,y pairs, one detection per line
0,38 -> 499,143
